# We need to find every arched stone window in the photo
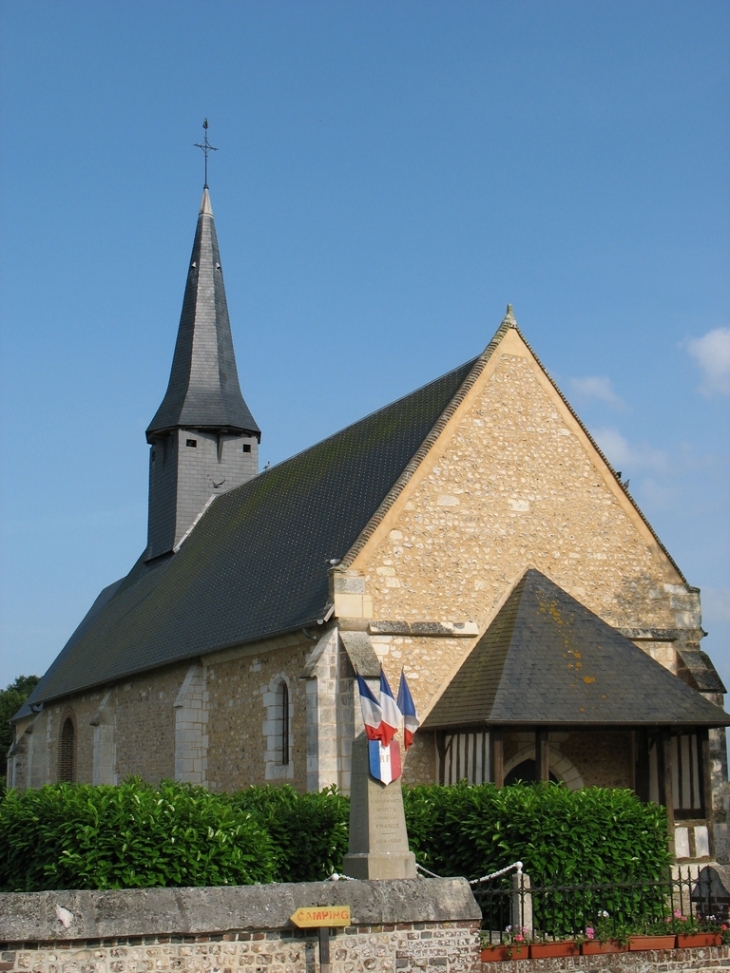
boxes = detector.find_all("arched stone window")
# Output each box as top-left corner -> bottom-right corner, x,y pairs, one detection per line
264,675 -> 293,780
280,681 -> 290,766
58,714 -> 77,783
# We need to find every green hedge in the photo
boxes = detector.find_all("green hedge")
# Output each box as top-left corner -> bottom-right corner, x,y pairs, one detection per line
224,784 -> 349,883
0,780 -> 274,892
403,782 -> 671,885
0,779 -> 670,895
403,783 -> 672,936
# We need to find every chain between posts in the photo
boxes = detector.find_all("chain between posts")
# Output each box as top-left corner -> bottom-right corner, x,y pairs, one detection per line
412,860 -> 524,884
470,861 -> 524,886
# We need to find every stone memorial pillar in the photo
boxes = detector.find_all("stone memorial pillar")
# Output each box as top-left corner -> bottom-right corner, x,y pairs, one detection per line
342,734 -> 417,880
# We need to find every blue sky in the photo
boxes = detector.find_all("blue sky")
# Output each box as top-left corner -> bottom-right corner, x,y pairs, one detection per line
0,1 -> 728,691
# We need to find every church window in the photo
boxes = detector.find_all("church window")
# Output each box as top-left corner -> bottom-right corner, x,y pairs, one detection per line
186,439 -> 197,448
243,443 -> 251,453
58,716 -> 77,783
264,675 -> 293,779
280,682 -> 289,765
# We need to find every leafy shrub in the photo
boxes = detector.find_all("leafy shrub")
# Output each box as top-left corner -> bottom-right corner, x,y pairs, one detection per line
226,784 -> 349,882
403,782 -> 670,885
403,782 -> 672,935
0,779 -> 274,891
1,775 -> 671,908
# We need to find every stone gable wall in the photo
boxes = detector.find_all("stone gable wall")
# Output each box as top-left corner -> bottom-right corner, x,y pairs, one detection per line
348,334 -> 699,725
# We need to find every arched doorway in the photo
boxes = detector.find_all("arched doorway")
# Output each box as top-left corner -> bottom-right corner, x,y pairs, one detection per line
503,745 -> 584,790
504,758 -> 558,786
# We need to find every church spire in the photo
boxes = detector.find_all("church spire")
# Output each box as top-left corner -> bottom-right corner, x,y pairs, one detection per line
146,187 -> 260,441
145,186 -> 260,561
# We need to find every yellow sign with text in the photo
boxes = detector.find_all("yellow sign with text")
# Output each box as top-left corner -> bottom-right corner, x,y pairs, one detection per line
290,906 -> 351,928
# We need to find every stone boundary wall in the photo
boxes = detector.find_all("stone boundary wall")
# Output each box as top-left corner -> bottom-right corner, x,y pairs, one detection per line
3,938 -> 730,973
1,881 -> 730,973
0,880 -> 480,973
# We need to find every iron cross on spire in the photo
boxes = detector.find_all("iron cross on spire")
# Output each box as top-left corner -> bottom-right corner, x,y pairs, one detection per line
194,118 -> 218,188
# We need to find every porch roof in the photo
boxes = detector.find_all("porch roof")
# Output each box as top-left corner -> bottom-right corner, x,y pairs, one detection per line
423,570 -> 730,730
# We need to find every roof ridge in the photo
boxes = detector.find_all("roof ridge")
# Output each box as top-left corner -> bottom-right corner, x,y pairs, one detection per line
338,313 -> 515,571
217,354 -> 482,500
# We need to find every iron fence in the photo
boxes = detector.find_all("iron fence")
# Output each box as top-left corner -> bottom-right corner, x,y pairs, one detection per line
474,866 -> 729,945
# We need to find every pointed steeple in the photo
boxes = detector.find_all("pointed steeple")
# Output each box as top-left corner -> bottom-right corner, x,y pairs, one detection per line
146,188 -> 260,441
145,189 -> 260,561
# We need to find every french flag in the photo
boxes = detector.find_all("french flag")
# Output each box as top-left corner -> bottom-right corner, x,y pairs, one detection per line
379,670 -> 402,747
356,673 -> 384,742
397,669 -> 420,750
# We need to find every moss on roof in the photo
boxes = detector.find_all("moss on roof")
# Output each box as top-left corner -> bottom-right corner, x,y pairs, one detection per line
423,569 -> 730,728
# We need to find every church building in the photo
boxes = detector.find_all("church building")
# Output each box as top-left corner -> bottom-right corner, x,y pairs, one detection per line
9,186 -> 730,865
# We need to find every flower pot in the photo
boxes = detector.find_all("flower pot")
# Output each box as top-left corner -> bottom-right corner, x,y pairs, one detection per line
481,943 -> 527,962
628,935 -> 676,951
529,941 -> 579,958
580,939 -> 627,955
676,932 -> 722,948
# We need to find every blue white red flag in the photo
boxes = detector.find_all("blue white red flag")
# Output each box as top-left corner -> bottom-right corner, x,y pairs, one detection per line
368,740 -> 402,785
397,669 -> 419,750
379,670 -> 401,747
356,673 -> 384,742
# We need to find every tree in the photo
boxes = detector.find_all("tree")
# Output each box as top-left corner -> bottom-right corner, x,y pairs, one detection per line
0,675 -> 40,778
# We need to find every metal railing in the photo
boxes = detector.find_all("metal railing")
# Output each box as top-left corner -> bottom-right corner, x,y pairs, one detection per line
474,866 -> 729,944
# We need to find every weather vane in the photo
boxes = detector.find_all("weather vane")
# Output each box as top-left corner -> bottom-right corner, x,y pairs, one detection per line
194,118 -> 218,188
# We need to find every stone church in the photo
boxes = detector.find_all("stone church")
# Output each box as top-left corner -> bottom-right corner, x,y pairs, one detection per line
9,186 -> 730,864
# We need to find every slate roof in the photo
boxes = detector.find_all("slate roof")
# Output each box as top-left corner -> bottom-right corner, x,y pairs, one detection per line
22,355 -> 478,711
146,189 -> 260,439
423,569 -> 730,729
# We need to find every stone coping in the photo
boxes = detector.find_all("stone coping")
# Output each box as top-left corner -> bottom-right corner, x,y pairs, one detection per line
0,878 -> 480,943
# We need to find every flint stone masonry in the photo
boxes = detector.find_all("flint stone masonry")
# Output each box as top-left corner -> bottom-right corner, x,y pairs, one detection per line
352,336 -> 702,720
481,947 -> 730,971
2,941 -> 729,973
